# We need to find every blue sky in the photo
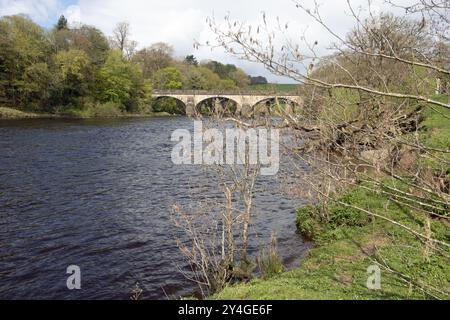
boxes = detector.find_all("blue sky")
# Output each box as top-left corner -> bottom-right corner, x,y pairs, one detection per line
38,0 -> 77,28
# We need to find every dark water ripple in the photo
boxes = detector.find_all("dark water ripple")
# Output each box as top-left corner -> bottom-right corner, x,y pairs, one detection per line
0,117 -> 312,300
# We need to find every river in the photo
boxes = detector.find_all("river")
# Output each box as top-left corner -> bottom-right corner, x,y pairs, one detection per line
0,117 -> 312,299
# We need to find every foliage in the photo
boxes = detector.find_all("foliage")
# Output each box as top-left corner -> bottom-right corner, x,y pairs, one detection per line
249,76 -> 268,85
184,54 -> 198,66
133,42 -> 174,78
151,98 -> 185,114
207,3 -> 449,301
97,50 -> 150,112
56,15 -> 68,31
214,181 -> 449,300
0,15 -> 50,109
53,49 -> 90,105
0,14 -> 263,117
257,234 -> 284,279
152,67 -> 183,90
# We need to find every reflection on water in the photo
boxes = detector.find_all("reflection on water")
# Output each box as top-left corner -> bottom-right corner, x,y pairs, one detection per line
0,117 -> 312,299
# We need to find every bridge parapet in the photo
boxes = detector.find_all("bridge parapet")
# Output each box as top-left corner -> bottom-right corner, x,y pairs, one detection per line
153,90 -> 300,97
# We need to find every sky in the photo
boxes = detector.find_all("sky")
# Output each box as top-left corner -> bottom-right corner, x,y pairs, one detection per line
0,0 -> 408,83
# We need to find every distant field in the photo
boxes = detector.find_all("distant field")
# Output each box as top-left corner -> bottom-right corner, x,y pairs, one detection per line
250,83 -> 300,92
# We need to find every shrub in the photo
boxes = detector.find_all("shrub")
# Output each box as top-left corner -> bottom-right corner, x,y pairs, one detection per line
92,101 -> 122,117
257,234 -> 284,279
296,188 -> 373,241
296,205 -> 324,240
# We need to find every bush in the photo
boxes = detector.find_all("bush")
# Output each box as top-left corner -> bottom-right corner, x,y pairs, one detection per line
57,101 -> 123,118
296,205 -> 324,240
92,101 -> 122,117
257,234 -> 284,279
296,188 -> 373,241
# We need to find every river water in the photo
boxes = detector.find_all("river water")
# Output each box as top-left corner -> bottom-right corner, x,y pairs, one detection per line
0,117 -> 312,300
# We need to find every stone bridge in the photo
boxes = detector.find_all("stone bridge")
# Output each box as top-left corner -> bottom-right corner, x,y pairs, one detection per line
152,90 -> 303,116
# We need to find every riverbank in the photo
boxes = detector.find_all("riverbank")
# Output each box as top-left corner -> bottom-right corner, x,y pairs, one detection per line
213,100 -> 449,300
213,183 -> 448,299
0,106 -> 173,120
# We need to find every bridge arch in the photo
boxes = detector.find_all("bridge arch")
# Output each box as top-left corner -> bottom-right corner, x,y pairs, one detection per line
251,96 -> 301,116
152,96 -> 187,115
195,96 -> 240,116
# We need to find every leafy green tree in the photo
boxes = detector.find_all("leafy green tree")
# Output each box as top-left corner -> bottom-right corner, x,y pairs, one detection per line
218,79 -> 237,90
56,15 -> 68,31
97,50 -> 133,104
20,62 -> 52,110
249,76 -> 268,85
151,66 -> 185,114
200,60 -> 249,89
229,69 -> 250,88
183,67 -> 210,89
203,60 -> 238,79
0,14 -> 253,115
133,42 -> 174,79
97,50 -> 150,112
51,27 -> 72,52
153,67 -> 183,90
71,25 -> 110,65
184,55 -> 198,66
53,49 -> 90,105
0,15 -> 50,109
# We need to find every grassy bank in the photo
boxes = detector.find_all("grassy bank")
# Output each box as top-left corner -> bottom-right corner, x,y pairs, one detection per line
0,106 -> 172,120
250,83 -> 300,92
213,183 -> 449,300
213,101 -> 449,300
0,107 -> 54,119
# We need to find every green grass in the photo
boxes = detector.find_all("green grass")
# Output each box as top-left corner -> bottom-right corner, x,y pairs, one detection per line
212,95 -> 449,300
59,102 -> 124,118
212,100 -> 450,300
0,106 -> 52,119
213,183 -> 449,300
420,95 -> 450,151
0,104 -> 173,120
213,92 -> 450,300
250,83 -> 300,92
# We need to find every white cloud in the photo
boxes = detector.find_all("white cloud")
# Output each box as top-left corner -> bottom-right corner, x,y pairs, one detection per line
64,4 -> 81,26
0,0 -> 412,82
0,0 -> 59,23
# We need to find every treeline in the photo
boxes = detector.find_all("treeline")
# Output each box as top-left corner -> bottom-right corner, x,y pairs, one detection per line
0,15 -> 265,116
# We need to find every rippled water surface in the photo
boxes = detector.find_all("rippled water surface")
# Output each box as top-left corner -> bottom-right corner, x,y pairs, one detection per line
0,117 -> 311,299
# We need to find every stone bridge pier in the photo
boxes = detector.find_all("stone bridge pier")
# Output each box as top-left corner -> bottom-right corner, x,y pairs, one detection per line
152,90 -> 303,117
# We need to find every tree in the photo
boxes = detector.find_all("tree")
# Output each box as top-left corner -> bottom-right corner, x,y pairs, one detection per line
200,60 -> 250,89
56,15 -> 68,30
71,25 -> 110,65
249,76 -> 268,85
183,67 -> 208,89
184,54 -> 198,66
0,15 -> 50,109
53,49 -> 90,105
133,42 -> 174,78
203,60 -> 238,79
229,69 -> 250,88
97,50 -> 150,111
207,0 -> 450,298
110,22 -> 136,59
182,66 -> 222,90
152,67 -> 183,90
